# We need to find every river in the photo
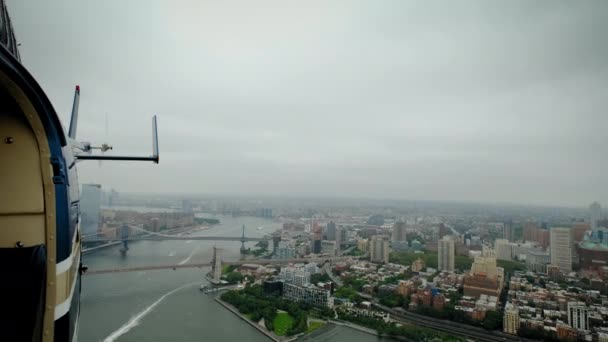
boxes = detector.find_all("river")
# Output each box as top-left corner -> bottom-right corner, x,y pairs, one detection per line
79,214 -> 384,342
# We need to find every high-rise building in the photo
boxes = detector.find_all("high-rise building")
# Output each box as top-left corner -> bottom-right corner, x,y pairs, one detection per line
182,199 -> 193,213
370,235 -> 390,263
495,239 -> 512,261
471,255 -> 501,280
524,222 -> 551,248
321,240 -> 337,255
464,253 -> 505,299
275,241 -> 296,260
439,223 -> 450,239
550,227 -> 573,273
572,222 -> 590,242
279,264 -> 310,285
504,219 -> 514,242
311,223 -> 322,253
591,202 -> 602,231
211,246 -> 222,284
357,239 -> 369,253
80,184 -> 102,235
568,301 -> 589,331
503,303 -> 520,335
438,236 -> 455,272
392,221 -> 406,241
526,251 -> 551,273
326,221 -> 337,241
523,222 -> 538,242
334,226 -> 342,256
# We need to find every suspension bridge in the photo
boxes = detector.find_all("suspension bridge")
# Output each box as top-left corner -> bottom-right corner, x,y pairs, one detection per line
82,224 -> 278,255
84,256 -> 355,275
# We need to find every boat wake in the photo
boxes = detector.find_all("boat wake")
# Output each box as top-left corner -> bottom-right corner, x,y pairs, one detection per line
178,246 -> 200,265
103,282 -> 198,342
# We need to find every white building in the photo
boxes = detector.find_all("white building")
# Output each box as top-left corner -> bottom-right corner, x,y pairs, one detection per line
568,301 -> 589,331
438,236 -> 455,272
495,239 -> 512,261
550,227 -> 573,273
292,273 -> 309,286
304,262 -> 318,275
279,264 -> 314,285
275,241 -> 296,260
370,235 -> 390,263
526,251 -> 551,273
283,283 -> 333,308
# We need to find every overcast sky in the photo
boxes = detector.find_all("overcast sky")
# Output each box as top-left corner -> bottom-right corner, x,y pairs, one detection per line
8,1 -> 608,207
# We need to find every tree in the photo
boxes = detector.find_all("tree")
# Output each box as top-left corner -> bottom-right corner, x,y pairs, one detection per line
225,272 -> 244,284
334,286 -> 360,302
377,292 -> 405,308
310,273 -> 330,284
482,310 -> 503,330
455,256 -> 473,272
255,240 -> 269,249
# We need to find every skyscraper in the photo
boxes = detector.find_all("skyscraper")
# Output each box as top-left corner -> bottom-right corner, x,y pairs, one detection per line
334,226 -> 342,256
80,184 -> 102,235
438,223 -> 450,239
438,236 -> 455,272
311,223 -> 322,253
326,221 -> 337,241
550,227 -> 573,273
211,246 -> 222,284
495,239 -> 512,261
590,202 -> 602,231
370,235 -> 390,263
503,219 -> 514,242
392,221 -> 406,241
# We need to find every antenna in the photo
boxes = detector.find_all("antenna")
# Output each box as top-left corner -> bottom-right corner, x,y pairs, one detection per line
152,115 -> 159,163
68,85 -> 80,139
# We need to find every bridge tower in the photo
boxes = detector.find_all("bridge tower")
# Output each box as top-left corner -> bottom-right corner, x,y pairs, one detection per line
240,224 -> 246,254
209,246 -> 222,284
119,224 -> 130,256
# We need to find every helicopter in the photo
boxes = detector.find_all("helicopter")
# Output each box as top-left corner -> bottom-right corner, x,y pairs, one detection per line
0,1 -> 159,341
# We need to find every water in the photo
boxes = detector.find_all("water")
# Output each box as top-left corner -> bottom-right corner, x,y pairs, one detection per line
79,215 -> 379,342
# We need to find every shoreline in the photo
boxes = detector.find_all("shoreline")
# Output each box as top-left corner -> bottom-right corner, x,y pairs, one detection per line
327,320 -> 380,337
215,296 -> 394,342
215,296 -> 299,342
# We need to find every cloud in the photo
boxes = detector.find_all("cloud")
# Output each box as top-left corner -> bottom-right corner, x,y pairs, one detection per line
8,0 -> 608,206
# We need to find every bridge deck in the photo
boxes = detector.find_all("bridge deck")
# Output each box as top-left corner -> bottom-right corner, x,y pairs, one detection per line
85,256 -> 354,275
